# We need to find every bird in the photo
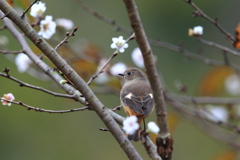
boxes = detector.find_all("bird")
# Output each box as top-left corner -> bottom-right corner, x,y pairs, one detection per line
118,68 -> 154,141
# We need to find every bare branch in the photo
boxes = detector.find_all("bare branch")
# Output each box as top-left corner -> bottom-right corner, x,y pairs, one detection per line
0,49 -> 24,54
112,105 -> 122,111
197,37 -> 240,56
122,0 -> 171,158
183,0 -> 235,43
76,0 -> 133,35
0,98 -> 89,113
21,0 -> 40,19
0,72 -> 75,99
87,33 -> 135,85
150,39 -> 240,73
165,92 -> 240,104
55,26 -> 78,50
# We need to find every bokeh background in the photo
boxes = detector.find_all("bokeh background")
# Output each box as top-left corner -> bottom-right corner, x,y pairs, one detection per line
0,0 -> 240,159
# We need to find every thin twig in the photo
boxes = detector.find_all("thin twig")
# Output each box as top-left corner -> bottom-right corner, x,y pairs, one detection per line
0,72 -> 75,99
112,105 -> 122,111
197,37 -> 240,56
164,92 -> 240,104
0,50 -> 24,54
0,98 -> 89,113
99,128 -> 109,131
151,39 -> 240,73
55,26 -> 78,50
183,0 -> 235,43
21,0 -> 40,18
87,33 -> 135,85
76,0 -> 132,35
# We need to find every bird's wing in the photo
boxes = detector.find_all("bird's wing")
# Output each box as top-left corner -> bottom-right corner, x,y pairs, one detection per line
121,92 -> 154,117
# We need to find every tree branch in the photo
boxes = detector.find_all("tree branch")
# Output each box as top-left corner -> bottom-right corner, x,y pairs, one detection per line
0,98 -> 89,113
76,0 -> 132,35
55,26 -> 78,50
0,72 -> 75,99
197,37 -> 240,56
0,50 -> 23,54
122,0 -> 172,159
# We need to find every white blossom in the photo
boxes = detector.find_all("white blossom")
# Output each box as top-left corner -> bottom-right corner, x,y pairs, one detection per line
1,93 -> 15,106
193,26 -> 203,35
205,106 -> 228,122
131,47 -> 144,68
15,53 -> 32,73
188,26 -> 203,36
147,121 -> 160,134
110,62 -> 127,76
110,36 -> 128,53
123,116 -> 139,135
225,74 -> 240,96
30,1 -> 46,17
56,18 -> 74,30
38,15 -> 56,39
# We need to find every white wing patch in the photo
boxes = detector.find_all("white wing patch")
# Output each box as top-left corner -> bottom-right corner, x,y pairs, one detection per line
125,93 -> 132,99
149,94 -> 153,99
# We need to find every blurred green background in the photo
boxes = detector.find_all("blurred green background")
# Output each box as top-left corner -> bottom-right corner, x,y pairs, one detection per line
0,0 -> 240,159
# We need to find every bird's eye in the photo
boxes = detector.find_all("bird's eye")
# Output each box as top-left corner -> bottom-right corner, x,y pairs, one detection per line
127,72 -> 132,75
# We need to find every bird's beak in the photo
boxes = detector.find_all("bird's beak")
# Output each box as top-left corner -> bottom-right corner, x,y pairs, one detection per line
118,73 -> 124,76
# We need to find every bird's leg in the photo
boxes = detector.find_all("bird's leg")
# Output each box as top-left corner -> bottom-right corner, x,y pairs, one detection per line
141,118 -> 147,135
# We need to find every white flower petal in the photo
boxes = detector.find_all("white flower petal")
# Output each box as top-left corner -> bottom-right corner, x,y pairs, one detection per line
193,26 -> 203,35
225,74 -> 240,96
119,48 -> 125,53
38,15 -> 56,39
15,53 -> 32,73
147,121 -> 160,134
30,2 -> 46,17
110,43 -> 116,49
110,36 -> 128,53
110,62 -> 127,76
205,106 -> 228,122
123,116 -> 139,135
131,47 -> 144,68
56,18 -> 74,30
6,93 -> 15,101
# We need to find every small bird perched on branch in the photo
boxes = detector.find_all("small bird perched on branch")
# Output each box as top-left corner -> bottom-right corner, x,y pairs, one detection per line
119,68 -> 154,141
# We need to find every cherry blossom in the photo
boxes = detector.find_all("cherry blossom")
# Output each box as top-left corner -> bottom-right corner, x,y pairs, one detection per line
188,26 -> 203,36
56,18 -> 74,30
15,53 -> 32,73
110,62 -> 127,76
38,15 -> 56,39
30,2 -> 46,17
123,116 -> 139,135
1,93 -> 15,106
131,47 -> 144,68
110,36 -> 128,53
147,121 -> 160,134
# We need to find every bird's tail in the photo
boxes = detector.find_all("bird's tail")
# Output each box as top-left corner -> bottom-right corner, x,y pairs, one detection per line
127,128 -> 141,142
